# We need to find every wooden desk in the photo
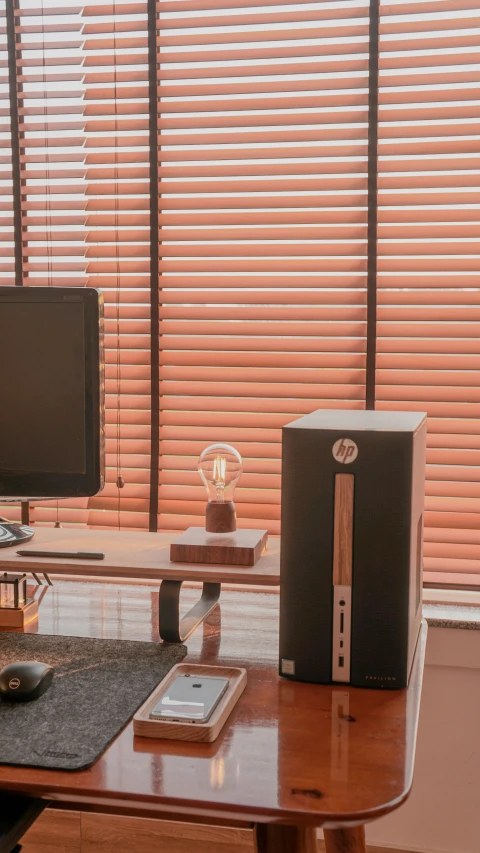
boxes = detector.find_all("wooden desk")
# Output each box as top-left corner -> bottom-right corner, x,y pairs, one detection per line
0,527 -> 279,642
0,579 -> 426,853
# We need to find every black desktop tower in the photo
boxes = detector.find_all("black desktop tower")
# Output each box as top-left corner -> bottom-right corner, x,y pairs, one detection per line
279,410 -> 427,689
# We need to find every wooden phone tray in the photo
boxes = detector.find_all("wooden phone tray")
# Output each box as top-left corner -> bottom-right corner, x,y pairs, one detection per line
133,663 -> 247,743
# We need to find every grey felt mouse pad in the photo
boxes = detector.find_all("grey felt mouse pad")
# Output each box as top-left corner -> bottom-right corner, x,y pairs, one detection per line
0,633 -> 186,771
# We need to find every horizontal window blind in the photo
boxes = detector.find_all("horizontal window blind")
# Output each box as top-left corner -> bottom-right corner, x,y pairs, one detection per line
0,0 -> 18,522
1,0 -> 479,586
82,0 -> 151,529
378,0 -> 480,584
0,1 -> 14,291
12,0 -> 88,526
156,0 -> 370,534
1,0 -> 152,530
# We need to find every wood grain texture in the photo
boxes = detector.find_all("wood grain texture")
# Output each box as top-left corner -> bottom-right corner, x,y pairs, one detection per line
20,809 -> 419,853
134,663 -> 247,742
322,846 -> 414,853
170,528 -> 268,567
21,810 -> 80,853
254,824 -> 317,853
333,474 -> 354,586
205,501 -> 237,534
81,812 -> 252,853
0,598 -> 38,629
324,827 -> 366,853
0,579 -> 426,828
0,527 -> 279,586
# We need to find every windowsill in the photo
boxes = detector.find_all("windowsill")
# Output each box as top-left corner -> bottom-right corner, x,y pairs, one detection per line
423,587 -> 480,606
423,588 -> 480,630
423,602 -> 480,631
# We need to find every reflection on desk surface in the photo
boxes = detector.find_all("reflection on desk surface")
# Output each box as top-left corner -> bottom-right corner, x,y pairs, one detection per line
0,579 -> 426,826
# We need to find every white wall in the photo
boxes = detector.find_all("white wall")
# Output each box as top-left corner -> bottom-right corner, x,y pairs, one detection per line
366,627 -> 480,853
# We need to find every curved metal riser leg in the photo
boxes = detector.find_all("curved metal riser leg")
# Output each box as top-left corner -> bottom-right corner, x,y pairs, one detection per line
159,580 -> 221,642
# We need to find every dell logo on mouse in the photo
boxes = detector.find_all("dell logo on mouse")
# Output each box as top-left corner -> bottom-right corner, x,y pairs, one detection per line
8,678 -> 20,689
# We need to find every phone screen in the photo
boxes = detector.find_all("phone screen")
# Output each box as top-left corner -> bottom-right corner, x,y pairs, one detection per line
150,674 -> 229,723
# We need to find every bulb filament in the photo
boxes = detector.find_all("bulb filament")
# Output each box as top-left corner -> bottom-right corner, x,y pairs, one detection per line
213,455 -> 227,502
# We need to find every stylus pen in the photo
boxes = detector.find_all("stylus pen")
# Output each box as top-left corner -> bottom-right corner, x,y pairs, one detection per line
16,550 -> 105,560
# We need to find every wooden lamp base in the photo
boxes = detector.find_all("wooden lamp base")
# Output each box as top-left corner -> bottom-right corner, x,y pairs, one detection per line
0,598 -> 38,629
205,500 -> 236,533
170,527 -> 268,567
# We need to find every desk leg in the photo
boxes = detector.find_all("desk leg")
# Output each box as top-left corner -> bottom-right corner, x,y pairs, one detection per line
324,825 -> 366,853
254,824 -> 317,853
158,580 -> 221,643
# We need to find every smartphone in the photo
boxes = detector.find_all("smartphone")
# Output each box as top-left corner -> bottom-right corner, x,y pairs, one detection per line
150,674 -> 229,723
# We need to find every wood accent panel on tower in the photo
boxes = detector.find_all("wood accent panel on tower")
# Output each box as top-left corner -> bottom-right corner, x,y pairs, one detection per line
333,473 -> 354,587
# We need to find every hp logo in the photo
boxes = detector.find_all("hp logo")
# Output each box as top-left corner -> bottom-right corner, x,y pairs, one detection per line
332,438 -> 358,464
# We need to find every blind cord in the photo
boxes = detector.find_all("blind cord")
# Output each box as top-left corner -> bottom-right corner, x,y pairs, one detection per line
40,0 -> 60,528
113,0 -> 124,533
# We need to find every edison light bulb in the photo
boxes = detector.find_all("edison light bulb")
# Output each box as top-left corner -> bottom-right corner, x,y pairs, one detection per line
198,444 -> 243,533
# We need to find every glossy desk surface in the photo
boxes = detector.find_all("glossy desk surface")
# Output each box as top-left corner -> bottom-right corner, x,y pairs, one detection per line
0,581 -> 426,828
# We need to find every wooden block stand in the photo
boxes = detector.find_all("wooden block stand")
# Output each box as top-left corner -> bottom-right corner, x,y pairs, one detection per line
170,528 -> 268,567
134,663 -> 247,743
0,599 -> 38,629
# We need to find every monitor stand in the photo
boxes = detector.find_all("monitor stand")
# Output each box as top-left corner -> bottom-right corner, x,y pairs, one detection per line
0,517 -> 35,548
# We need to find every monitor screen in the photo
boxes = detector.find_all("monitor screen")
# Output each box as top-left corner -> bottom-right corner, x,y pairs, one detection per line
0,302 -> 86,475
0,287 -> 104,499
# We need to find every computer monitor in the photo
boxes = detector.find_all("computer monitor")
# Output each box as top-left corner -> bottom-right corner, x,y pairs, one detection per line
0,287 -> 105,505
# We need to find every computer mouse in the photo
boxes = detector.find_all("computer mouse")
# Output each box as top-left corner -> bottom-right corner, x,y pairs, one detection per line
0,661 -> 54,701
